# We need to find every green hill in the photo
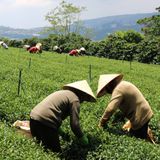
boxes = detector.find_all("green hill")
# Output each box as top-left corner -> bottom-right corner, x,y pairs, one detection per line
0,13 -> 158,40
0,48 -> 160,159
83,13 -> 158,40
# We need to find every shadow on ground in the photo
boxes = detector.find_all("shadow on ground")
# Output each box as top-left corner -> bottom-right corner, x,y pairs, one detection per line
59,134 -> 101,160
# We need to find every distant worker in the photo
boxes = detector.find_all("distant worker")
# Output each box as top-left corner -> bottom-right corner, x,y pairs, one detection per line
0,41 -> 8,49
53,45 -> 62,53
69,49 -> 80,56
97,74 -> 154,142
30,80 -> 96,152
79,47 -> 86,55
23,45 -> 31,51
28,43 -> 42,54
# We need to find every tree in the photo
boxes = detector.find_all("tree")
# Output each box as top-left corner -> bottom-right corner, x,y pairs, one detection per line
123,30 -> 144,43
23,37 -> 39,47
95,31 -> 143,60
137,7 -> 160,37
112,30 -> 144,43
137,37 -> 160,64
9,40 -> 23,48
45,1 -> 86,36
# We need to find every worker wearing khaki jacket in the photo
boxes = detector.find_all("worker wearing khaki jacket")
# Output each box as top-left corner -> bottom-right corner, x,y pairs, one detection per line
97,74 -> 154,141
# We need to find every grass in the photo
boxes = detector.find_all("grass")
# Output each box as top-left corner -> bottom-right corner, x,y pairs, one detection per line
0,47 -> 160,159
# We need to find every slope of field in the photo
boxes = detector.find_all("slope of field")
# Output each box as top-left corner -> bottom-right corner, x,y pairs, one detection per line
0,48 -> 160,159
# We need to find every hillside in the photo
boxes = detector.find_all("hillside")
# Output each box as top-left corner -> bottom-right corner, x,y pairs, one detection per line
0,48 -> 160,159
0,26 -> 45,39
83,13 -> 157,40
0,12 -> 157,40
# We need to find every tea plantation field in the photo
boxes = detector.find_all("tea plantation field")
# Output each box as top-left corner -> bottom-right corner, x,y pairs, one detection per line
0,48 -> 160,159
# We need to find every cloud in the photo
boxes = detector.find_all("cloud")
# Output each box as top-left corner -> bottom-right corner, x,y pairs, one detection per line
72,0 -> 160,19
0,0 -> 12,9
0,0 -> 160,28
0,0 -> 55,11
0,0 -> 59,28
13,0 -> 53,7
0,0 -> 58,14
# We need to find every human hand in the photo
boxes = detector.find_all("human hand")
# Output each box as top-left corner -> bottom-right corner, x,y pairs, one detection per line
58,127 -> 65,136
79,134 -> 89,146
122,120 -> 131,132
58,128 -> 70,141
98,123 -> 104,129
98,122 -> 109,130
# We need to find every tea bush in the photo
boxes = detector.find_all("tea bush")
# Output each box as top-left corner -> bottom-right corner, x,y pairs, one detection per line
0,48 -> 160,159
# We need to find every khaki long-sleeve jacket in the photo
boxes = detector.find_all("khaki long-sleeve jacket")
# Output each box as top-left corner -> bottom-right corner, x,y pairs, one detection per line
100,81 -> 153,130
30,90 -> 83,138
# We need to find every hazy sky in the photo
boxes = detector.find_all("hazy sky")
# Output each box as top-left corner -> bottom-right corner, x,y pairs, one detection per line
0,0 -> 159,29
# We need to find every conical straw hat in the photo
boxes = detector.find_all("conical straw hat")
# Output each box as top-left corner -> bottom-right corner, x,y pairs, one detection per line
36,43 -> 42,47
97,74 -> 123,98
63,80 -> 96,102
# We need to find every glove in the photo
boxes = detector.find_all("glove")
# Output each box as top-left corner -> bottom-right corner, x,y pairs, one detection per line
98,122 -> 108,130
122,120 -> 131,132
58,127 -> 65,136
98,122 -> 104,129
79,134 -> 89,146
58,128 -> 70,141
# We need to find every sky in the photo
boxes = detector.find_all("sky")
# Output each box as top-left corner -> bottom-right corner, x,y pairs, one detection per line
0,0 -> 159,29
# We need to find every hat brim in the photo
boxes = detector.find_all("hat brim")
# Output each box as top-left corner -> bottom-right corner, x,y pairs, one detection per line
63,86 -> 96,102
97,74 -> 123,98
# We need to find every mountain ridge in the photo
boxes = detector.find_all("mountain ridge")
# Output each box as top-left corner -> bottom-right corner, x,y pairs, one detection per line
0,12 -> 158,40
